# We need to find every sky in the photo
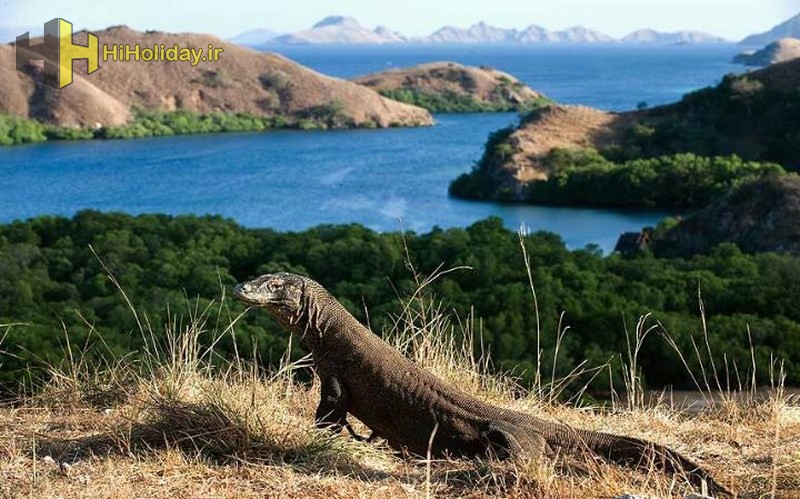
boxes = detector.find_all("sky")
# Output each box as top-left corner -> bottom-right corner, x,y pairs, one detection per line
1,0 -> 797,40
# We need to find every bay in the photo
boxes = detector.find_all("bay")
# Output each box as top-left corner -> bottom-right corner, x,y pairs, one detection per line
1,44 -> 745,252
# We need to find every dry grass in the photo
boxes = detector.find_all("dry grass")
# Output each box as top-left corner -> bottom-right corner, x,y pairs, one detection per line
1,266 -> 799,499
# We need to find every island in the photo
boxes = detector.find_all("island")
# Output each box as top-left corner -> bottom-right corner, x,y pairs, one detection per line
353,62 -> 550,112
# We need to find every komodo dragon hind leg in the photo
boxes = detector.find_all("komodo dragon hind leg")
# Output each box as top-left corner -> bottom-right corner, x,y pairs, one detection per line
484,421 -> 550,460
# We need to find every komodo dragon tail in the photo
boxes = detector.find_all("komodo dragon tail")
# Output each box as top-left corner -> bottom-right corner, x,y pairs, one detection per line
546,424 -> 732,497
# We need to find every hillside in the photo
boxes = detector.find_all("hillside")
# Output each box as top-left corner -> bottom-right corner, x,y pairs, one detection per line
652,174 -> 800,257
0,26 -> 432,129
733,37 -> 800,66
352,62 -> 548,112
450,58 -> 800,202
740,12 -> 800,46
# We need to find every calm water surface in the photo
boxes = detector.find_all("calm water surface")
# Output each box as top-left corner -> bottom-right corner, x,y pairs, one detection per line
1,45 -> 745,251
0,114 -> 669,251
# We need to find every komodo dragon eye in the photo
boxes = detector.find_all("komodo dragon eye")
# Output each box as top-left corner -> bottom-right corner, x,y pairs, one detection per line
264,278 -> 283,292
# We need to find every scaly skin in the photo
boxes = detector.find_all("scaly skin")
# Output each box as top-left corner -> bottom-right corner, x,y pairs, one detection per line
234,272 -> 732,497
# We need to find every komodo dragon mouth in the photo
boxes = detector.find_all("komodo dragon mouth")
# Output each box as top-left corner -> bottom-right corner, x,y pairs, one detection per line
231,283 -> 262,306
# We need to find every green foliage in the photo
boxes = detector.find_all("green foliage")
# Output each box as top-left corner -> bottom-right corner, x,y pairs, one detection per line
449,126 -> 517,199
379,88 -> 550,113
524,149 -> 786,208
43,126 -> 95,140
450,122 -> 786,207
615,73 -> 800,170
0,114 -> 47,145
2,212 -> 799,395
97,109 -> 275,138
296,100 -> 352,129
452,70 -> 800,207
0,104 -> 373,147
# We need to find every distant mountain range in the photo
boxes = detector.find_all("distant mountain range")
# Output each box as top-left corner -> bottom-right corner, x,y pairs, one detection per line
740,13 -> 800,46
425,21 -> 618,43
271,16 -> 406,44
621,29 -> 726,44
228,28 -> 282,46
229,16 -> 729,46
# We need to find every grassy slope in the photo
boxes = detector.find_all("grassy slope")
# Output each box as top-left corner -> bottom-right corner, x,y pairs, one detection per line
1,280 -> 798,498
451,58 -> 800,204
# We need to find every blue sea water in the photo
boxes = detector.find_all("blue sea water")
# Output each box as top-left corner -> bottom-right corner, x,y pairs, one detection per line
0,44 -> 745,252
272,43 -> 743,111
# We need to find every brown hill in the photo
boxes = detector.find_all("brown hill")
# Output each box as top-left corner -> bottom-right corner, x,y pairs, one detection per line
733,37 -> 800,66
484,105 -> 634,195
452,57 -> 800,201
353,62 -> 545,112
0,26 -> 432,128
652,174 -> 800,256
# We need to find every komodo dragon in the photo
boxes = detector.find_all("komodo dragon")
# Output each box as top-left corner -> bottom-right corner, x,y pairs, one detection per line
234,272 -> 731,496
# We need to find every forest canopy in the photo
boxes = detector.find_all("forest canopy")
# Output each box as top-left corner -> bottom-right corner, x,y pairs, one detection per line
1,212 -> 798,395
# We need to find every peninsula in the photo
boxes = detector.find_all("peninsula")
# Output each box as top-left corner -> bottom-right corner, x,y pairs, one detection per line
449,58 -> 799,207
0,26 -> 432,145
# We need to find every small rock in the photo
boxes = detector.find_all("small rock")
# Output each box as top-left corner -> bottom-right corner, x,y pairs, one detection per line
41,455 -> 57,467
685,494 -> 714,499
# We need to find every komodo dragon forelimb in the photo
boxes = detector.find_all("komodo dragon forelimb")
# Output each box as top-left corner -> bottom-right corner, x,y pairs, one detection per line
315,364 -> 373,441
234,272 -> 732,497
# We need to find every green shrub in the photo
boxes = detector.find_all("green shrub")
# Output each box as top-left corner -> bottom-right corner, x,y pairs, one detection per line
0,114 -> 47,145
449,126 -> 517,199
524,150 -> 786,208
2,212 -> 799,393
379,88 -> 549,113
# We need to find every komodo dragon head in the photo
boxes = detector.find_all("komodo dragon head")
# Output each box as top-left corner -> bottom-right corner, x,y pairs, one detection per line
233,272 -> 306,317
233,272 -> 338,349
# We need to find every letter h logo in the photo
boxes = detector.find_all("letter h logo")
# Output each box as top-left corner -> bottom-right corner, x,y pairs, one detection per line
16,18 -> 99,89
